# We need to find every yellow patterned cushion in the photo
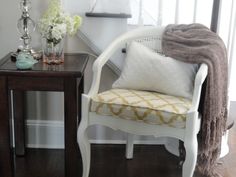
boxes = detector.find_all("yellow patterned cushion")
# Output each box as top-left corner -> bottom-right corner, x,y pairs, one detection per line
90,89 -> 192,128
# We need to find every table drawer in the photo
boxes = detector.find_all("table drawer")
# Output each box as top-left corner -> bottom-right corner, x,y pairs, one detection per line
8,76 -> 64,91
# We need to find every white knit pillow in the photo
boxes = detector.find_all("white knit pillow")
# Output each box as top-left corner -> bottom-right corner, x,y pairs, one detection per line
112,42 -> 198,98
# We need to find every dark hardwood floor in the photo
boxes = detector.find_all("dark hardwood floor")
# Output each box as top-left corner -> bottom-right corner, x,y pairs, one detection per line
14,126 -> 236,177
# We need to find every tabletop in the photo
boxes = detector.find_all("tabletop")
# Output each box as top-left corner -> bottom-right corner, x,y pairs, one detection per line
0,52 -> 89,177
0,53 -> 89,77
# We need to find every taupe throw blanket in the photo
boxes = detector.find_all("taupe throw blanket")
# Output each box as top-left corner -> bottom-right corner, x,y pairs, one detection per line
162,24 -> 228,177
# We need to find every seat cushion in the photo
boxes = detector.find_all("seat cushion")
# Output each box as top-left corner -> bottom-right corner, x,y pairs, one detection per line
90,89 -> 192,128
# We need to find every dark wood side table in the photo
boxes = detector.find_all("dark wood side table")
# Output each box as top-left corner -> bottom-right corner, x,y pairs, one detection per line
0,53 -> 89,177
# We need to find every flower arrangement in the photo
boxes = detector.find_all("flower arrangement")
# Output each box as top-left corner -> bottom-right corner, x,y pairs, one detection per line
38,0 -> 82,45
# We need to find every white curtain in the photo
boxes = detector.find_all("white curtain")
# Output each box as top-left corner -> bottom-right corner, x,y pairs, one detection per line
217,0 -> 236,101
129,0 -> 236,101
128,0 -> 213,27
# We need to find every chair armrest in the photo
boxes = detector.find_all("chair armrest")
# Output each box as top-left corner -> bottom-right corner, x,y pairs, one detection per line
188,63 -> 208,113
87,26 -> 165,98
87,38 -> 125,98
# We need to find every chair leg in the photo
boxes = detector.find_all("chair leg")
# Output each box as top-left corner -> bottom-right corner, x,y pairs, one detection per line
178,140 -> 185,169
126,133 -> 134,159
182,136 -> 198,177
78,126 -> 91,177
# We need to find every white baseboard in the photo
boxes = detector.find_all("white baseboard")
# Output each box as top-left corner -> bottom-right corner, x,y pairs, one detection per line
24,120 -> 230,158
26,120 -> 65,149
25,120 -> 166,149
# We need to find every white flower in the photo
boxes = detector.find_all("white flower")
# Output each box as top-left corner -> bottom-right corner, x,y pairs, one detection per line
51,24 -> 66,41
38,0 -> 82,45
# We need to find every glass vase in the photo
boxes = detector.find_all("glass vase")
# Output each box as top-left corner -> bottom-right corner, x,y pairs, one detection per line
42,38 -> 64,64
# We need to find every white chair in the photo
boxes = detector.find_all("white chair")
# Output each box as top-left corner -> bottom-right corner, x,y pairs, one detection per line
77,26 -> 208,177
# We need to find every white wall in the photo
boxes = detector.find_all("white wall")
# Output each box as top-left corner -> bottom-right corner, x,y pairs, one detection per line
0,0 -> 140,146
0,1 -> 22,59
0,0 -> 94,59
0,0 -> 95,122
0,0 -> 180,148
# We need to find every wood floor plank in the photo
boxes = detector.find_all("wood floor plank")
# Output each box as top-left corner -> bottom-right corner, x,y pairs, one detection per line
14,126 -> 236,177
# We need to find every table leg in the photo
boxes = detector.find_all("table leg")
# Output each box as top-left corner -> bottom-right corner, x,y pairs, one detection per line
64,77 -> 81,177
78,76 -> 84,125
13,90 -> 26,156
0,76 -> 14,177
